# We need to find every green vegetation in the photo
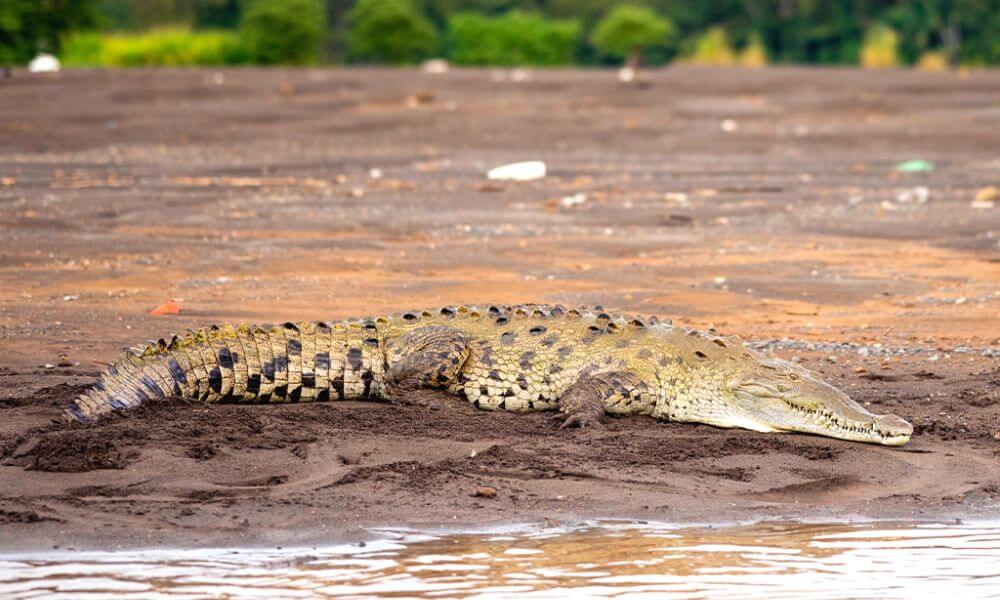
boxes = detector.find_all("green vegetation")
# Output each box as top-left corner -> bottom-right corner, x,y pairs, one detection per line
591,5 -> 674,67
1,0 -> 96,66
4,0 -> 996,68
241,0 -> 325,64
346,0 -> 439,64
860,24 -> 900,68
446,12 -> 579,66
62,28 -> 248,66
685,26 -> 736,65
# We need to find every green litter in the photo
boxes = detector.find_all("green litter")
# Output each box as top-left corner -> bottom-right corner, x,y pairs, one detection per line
895,159 -> 934,172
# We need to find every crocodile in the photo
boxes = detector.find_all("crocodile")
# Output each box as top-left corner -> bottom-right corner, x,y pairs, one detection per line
68,304 -> 913,445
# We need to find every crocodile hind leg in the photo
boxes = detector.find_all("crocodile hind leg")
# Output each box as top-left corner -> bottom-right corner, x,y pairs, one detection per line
384,326 -> 469,406
556,371 -> 645,429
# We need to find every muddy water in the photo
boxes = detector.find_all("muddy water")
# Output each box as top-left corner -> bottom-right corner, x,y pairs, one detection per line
2,521 -> 998,598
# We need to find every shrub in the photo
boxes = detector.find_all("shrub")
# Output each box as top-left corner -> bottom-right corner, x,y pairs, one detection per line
860,24 -> 900,68
346,0 -> 439,64
0,0 -> 97,65
916,50 -> 949,71
591,5 -> 674,66
686,27 -> 736,65
241,0 -> 325,65
446,11 -> 580,66
738,33 -> 767,67
61,29 -> 250,67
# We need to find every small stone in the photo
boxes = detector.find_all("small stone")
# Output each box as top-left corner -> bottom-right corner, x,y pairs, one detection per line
720,119 -> 738,133
472,486 -> 497,499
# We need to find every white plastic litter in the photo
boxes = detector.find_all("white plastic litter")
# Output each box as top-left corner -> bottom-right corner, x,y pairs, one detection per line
421,59 -> 449,74
487,161 -> 546,182
28,53 -> 60,73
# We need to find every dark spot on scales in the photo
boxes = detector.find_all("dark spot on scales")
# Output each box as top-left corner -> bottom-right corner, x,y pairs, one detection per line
286,339 -> 302,355
540,334 -> 559,347
637,348 -> 652,359
529,326 -> 546,335
141,376 -> 165,398
168,359 -> 187,384
500,332 -> 517,345
347,347 -> 363,370
208,368 -> 222,393
557,346 -> 573,359
315,353 -> 331,369
218,348 -> 235,368
519,351 -> 535,369
495,316 -> 509,325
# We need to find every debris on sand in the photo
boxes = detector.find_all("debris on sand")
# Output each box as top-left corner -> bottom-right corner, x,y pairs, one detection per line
28,54 -> 60,74
472,486 -> 498,499
971,186 -> 997,209
487,161 -> 546,182
149,300 -> 181,316
894,159 -> 934,172
421,59 -> 449,74
896,186 -> 930,204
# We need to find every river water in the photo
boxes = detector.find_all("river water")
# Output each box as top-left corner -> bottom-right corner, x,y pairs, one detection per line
1,520 -> 998,598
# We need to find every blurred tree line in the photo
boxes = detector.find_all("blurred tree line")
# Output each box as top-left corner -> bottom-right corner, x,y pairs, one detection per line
1,0 -> 997,67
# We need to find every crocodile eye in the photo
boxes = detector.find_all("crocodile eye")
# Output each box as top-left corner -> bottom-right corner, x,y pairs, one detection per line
788,373 -> 800,381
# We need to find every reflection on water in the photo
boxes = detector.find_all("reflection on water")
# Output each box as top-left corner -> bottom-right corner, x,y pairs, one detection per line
2,521 -> 999,598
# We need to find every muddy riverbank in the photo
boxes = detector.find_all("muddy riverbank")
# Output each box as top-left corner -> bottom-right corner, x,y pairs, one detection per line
1,66 -> 997,550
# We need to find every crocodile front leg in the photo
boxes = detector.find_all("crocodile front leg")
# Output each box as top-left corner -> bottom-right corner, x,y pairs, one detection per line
384,326 -> 470,406
557,371 -> 645,428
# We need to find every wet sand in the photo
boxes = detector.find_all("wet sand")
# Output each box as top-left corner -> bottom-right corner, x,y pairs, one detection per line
0,66 -> 997,550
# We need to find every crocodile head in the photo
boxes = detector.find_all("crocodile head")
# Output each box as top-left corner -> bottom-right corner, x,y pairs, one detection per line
721,357 -> 912,445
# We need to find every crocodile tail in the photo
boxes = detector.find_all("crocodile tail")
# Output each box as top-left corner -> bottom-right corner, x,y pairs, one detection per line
66,322 -> 305,423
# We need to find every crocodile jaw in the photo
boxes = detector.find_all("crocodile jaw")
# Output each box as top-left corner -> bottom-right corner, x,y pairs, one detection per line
730,377 -> 913,446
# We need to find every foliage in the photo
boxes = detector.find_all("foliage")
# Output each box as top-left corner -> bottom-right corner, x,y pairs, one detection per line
346,0 -> 439,64
686,26 -> 736,65
0,0 -> 97,65
590,5 -> 675,63
12,0 -> 1000,68
737,32 -> 767,67
446,11 -> 580,66
916,49 -> 949,70
61,28 -> 250,66
860,24 -> 900,68
240,0 -> 325,65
